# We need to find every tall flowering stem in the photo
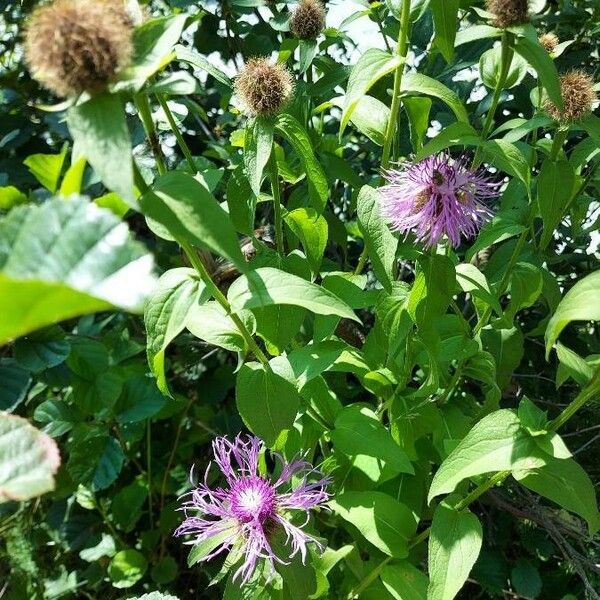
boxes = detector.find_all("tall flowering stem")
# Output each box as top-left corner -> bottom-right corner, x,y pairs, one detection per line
175,434 -> 330,584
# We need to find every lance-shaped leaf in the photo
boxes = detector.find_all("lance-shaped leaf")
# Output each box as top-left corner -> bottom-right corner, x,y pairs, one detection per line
0,197 -> 156,344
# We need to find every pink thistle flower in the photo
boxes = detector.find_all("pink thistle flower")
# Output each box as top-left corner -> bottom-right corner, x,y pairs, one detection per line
379,153 -> 498,248
175,434 -> 330,584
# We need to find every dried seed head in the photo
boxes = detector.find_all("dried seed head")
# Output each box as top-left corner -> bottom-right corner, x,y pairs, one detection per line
234,58 -> 293,117
24,0 -> 133,98
538,32 -> 559,53
486,0 -> 529,28
545,70 -> 597,123
290,0 -> 326,40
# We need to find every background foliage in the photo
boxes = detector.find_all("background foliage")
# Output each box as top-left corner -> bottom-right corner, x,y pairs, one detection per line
0,0 -> 599,599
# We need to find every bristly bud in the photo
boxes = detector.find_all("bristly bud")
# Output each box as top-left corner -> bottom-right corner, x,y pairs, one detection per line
290,0 -> 326,40
486,0 -> 529,28
24,0 -> 133,98
545,70 -> 597,124
234,58 -> 293,117
538,32 -> 559,53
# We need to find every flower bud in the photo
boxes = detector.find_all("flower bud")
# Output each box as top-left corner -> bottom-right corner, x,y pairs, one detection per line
545,70 -> 597,124
24,0 -> 133,98
538,32 -> 559,53
486,0 -> 529,28
290,0 -> 326,40
234,58 -> 293,117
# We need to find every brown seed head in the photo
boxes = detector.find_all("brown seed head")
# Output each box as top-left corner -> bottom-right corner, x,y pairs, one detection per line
486,0 -> 529,28
24,0 -> 133,98
545,70 -> 597,124
234,58 -> 293,117
538,32 -> 559,53
290,0 -> 326,40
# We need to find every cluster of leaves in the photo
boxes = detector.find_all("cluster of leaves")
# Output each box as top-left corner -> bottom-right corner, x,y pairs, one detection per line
1,0 -> 599,599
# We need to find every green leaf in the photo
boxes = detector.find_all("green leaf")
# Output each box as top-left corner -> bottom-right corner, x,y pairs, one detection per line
140,171 -> 247,270
272,531 -> 317,600
188,521 -> 238,567
455,264 -> 502,316
23,145 -> 68,193
236,362 -> 300,447
0,359 -> 31,411
428,409 -> 547,502
348,95 -> 390,146
329,491 -> 417,557
330,405 -> 414,475
284,207 -> 328,273
545,270 -> 600,358
0,197 -> 156,344
357,185 -> 397,292
428,504 -> 483,600
144,268 -> 207,395
455,25 -> 502,46
380,561 -> 429,600
510,559 -> 542,600
34,399 -> 79,438
480,327 -> 524,389
513,35 -> 563,109
228,267 -> 358,321
298,39 -> 318,74
537,159 -> 576,249
115,377 -> 166,424
275,113 -> 328,213
0,414 -> 60,503
14,326 -> 70,372
108,549 -> 148,589
480,46 -> 528,90
466,213 -> 527,262
245,117 -> 274,196
431,0 -> 458,63
67,94 -> 135,207
401,73 -> 469,123
175,45 -> 232,88
514,456 -> 600,535
112,479 -> 148,532
341,48 -> 404,135
505,263 -> 543,321
555,342 -> 594,387
227,166 -> 256,235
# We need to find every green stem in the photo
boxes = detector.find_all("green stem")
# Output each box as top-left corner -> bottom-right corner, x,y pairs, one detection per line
156,94 -> 197,173
135,94 -> 167,176
354,246 -> 368,275
549,126 -> 568,161
346,557 -> 392,599
472,32 -> 514,168
549,367 -> 600,430
380,0 -> 411,172
180,242 -> 270,367
146,420 -> 154,530
268,152 -> 285,255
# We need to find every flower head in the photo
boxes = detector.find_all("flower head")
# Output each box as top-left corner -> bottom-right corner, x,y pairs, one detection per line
379,154 -> 497,248
545,70 -> 597,124
234,58 -> 293,117
290,0 -> 326,40
486,0 -> 529,28
539,32 -> 559,53
24,0 -> 133,98
175,434 -> 330,584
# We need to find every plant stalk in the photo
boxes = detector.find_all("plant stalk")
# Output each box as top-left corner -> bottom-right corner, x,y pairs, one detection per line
135,94 -> 167,176
268,152 -> 285,255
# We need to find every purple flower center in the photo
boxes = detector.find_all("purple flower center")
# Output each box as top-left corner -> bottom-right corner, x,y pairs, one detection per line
230,476 -> 277,523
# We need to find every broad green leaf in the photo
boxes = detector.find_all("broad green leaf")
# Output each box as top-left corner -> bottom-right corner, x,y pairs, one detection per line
466,213 -> 527,262
60,156 -> 87,196
145,71 -> 198,96
555,342 -> 594,387
108,549 -> 148,589
505,263 -> 543,321
284,207 -> 328,273
115,377 -> 166,424
404,96 -> 432,151
514,457 -> 600,535
381,562 -> 429,600
0,359 -> 31,411
140,171 -> 247,270
428,409 -> 547,502
480,327 -> 524,389
236,362 -> 300,447
401,73 -> 469,123
187,301 -> 256,352
286,340 -> 351,388
510,560 -> 541,600
545,270 -> 600,358
228,267 -> 358,321
275,113 -> 328,213
34,399 -> 79,438
513,35 -> 563,108
480,46 -> 528,90
67,94 -> 135,207
227,166 -> 256,235
455,25 -> 502,46
357,185 -> 397,292
428,504 -> 483,600
244,117 -> 274,196
175,45 -> 232,88
537,159 -> 576,249
144,268 -> 207,395
79,533 -> 116,562
329,491 -> 417,557
455,263 -> 502,316
272,532 -> 317,600
330,405 -> 414,475
341,48 -> 404,135
0,414 -> 60,503
431,0 -> 458,63
23,145 -> 68,193
298,39 -> 318,74
349,95 -> 390,146
0,197 -> 156,344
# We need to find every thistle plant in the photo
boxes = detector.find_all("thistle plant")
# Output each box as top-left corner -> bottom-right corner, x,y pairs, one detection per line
545,70 -> 597,124
290,0 -> 326,40
486,0 -> 529,28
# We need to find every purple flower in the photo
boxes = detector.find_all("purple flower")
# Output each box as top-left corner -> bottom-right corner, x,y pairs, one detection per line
175,434 -> 330,584
379,153 -> 498,248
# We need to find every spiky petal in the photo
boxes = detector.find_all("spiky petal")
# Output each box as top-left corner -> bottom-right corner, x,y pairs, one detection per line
379,153 -> 498,248
545,70 -> 597,124
175,434 -> 330,584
